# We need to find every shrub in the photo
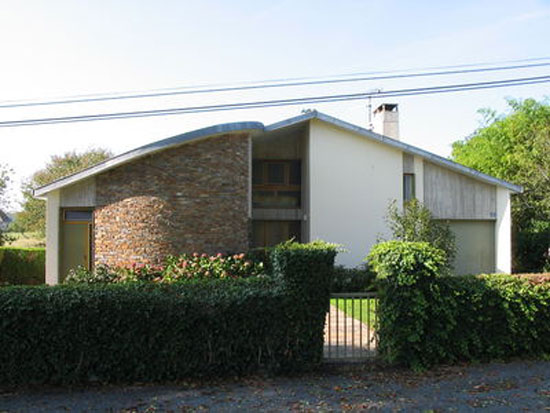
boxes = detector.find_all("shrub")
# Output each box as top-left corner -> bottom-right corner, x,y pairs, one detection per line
385,199 -> 456,271
0,240 -> 338,384
0,247 -> 45,285
331,265 -> 376,292
270,240 -> 339,369
65,252 -> 264,284
370,240 -> 550,370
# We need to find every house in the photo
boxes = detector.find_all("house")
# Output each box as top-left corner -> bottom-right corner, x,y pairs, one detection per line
0,209 -> 12,231
34,104 -> 522,285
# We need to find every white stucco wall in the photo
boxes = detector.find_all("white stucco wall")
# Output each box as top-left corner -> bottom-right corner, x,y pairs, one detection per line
414,156 -> 424,203
308,120 -> 402,267
495,187 -> 512,273
45,190 -> 60,285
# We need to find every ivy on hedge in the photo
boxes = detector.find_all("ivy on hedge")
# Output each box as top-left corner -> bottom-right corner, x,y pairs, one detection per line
0,247 -> 45,286
370,240 -> 550,370
0,241 -> 338,385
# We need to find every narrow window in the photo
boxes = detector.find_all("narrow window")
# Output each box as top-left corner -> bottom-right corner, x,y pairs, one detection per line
403,173 -> 415,203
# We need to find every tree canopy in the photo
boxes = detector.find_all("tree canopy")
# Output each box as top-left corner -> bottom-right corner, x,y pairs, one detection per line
16,148 -> 112,235
452,98 -> 550,272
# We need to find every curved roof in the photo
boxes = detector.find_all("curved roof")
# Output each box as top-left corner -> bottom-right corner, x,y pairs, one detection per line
34,111 -> 522,198
34,121 -> 264,197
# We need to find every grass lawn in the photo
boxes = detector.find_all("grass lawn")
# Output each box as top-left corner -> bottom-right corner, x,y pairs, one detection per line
5,232 -> 45,248
330,297 -> 378,327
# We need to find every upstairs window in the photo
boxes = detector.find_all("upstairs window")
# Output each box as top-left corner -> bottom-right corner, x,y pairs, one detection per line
252,160 -> 301,208
403,173 -> 415,203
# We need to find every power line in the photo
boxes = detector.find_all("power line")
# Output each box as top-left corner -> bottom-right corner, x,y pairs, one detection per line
1,75 -> 548,128
4,56 -> 550,106
2,60 -> 550,110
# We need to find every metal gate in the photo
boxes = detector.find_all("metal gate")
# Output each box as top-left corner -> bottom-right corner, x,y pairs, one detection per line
324,292 -> 378,362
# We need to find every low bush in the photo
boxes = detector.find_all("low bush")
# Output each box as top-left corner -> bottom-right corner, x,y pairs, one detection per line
0,247 -> 45,285
331,265 -> 376,292
370,240 -> 550,370
65,252 -> 264,284
0,240 -> 338,385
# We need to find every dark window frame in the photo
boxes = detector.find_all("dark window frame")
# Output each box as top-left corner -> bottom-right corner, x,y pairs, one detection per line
252,159 -> 301,209
403,173 -> 416,203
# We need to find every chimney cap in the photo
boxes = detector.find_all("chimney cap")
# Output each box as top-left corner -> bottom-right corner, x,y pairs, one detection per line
374,103 -> 398,114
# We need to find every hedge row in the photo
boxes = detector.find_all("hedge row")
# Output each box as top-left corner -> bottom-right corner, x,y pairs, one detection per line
0,241 -> 337,385
370,240 -> 550,370
0,247 -> 45,286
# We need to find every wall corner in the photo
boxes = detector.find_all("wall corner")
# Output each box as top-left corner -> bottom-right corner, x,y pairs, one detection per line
495,187 -> 512,273
45,190 -> 61,285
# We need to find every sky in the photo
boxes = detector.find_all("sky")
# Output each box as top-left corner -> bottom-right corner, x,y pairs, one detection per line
1,0 -> 550,209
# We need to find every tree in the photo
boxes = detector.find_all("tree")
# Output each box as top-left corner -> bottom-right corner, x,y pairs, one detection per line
0,163 -> 13,245
452,98 -> 550,272
385,199 -> 456,271
16,148 -> 112,235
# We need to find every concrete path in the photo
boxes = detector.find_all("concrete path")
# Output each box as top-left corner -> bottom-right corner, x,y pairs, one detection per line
324,304 -> 377,360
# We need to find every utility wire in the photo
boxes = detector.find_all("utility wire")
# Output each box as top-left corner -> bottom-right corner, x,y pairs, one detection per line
3,56 -> 550,106
1,75 -> 549,128
1,60 -> 550,109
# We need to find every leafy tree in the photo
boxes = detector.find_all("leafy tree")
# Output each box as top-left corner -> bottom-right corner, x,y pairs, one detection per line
16,148 -> 112,235
452,98 -> 550,272
385,199 -> 456,271
0,163 -> 13,245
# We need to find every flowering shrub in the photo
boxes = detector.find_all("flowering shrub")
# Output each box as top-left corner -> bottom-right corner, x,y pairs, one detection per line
65,252 -> 264,284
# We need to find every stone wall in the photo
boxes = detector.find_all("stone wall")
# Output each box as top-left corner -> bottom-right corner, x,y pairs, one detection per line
94,133 -> 250,267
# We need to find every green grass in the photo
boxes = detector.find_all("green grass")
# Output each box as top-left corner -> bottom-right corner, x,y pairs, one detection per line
4,232 -> 45,248
330,297 -> 378,327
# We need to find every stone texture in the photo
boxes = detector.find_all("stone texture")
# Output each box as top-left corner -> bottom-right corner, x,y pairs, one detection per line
94,133 -> 250,267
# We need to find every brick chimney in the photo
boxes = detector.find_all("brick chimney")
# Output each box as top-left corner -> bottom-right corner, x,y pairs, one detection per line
373,103 -> 399,140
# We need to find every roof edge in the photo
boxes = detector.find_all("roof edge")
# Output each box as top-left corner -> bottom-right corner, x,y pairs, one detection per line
266,111 -> 523,194
34,121 -> 265,198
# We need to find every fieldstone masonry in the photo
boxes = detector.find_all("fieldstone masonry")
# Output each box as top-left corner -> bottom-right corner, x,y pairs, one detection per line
94,133 -> 250,267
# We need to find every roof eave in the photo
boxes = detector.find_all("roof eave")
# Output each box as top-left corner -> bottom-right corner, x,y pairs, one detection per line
265,111 -> 523,194
33,121 -> 265,198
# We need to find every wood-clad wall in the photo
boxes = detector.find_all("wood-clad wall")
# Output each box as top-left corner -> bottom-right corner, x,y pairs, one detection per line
423,161 -> 496,220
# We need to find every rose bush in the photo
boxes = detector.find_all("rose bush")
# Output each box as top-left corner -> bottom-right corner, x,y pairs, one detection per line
65,252 -> 264,284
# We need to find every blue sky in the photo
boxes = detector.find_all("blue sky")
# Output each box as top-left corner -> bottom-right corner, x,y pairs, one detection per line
1,0 -> 550,206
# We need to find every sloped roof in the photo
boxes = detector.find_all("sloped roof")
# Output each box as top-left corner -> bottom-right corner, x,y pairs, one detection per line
34,111 -> 522,198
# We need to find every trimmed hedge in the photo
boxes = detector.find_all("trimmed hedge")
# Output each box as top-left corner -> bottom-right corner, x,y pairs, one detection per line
0,241 -> 337,385
271,240 -> 338,368
331,265 -> 376,292
0,247 -> 45,285
370,240 -> 550,370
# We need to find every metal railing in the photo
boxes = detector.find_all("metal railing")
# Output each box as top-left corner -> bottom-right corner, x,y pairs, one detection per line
324,292 -> 378,362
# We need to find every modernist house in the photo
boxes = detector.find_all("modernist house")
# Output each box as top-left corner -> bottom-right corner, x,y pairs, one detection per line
35,105 -> 522,284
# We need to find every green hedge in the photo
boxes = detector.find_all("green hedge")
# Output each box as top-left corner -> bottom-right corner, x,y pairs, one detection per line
0,247 -> 45,285
0,241 -> 337,385
330,265 -> 376,292
271,240 -> 338,368
369,240 -> 550,370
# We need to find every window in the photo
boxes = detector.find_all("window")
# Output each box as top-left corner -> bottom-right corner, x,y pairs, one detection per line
64,210 -> 93,222
252,220 -> 301,247
403,173 -> 415,202
252,160 -> 301,208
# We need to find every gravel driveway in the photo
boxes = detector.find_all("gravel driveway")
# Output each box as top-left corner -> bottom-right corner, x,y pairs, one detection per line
2,360 -> 550,412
